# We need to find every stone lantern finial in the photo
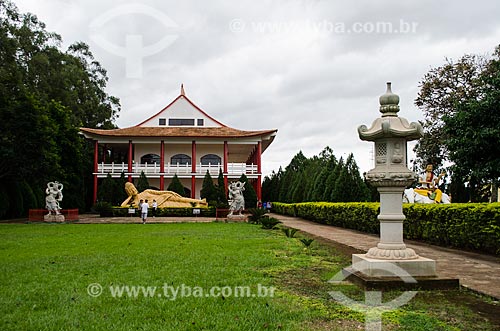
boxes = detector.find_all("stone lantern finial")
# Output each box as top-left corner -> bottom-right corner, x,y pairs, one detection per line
379,82 -> 400,116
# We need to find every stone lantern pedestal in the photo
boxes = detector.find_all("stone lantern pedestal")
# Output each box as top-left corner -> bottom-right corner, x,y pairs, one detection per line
351,82 -> 438,281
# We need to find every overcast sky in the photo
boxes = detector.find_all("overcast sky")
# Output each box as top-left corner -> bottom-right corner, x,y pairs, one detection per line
14,0 -> 500,176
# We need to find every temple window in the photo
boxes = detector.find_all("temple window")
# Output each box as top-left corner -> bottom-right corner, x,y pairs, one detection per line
171,154 -> 191,165
201,154 -> 221,165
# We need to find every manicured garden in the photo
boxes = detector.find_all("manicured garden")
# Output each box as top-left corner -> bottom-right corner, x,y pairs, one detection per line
0,222 -> 498,330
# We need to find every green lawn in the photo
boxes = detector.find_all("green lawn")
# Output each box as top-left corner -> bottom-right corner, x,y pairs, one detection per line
0,222 -> 498,330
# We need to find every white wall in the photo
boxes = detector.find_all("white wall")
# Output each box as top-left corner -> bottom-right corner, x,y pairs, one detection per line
139,97 -> 222,128
134,142 -> 224,165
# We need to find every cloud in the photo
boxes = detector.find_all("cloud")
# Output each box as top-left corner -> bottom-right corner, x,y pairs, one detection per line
14,0 -> 500,176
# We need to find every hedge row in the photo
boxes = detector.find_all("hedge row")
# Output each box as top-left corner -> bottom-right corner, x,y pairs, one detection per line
272,202 -> 500,256
111,207 -> 216,218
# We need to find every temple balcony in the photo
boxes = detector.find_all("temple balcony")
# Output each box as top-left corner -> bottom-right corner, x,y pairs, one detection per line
95,162 -> 258,178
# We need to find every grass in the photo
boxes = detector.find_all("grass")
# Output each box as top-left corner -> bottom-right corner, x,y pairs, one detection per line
0,222 -> 498,330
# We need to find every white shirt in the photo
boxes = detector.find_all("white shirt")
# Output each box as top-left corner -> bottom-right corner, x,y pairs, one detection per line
141,202 -> 149,213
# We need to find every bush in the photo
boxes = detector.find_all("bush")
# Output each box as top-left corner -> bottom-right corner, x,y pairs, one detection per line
93,201 -> 113,217
111,206 -> 216,218
272,202 -> 500,255
260,216 -> 281,229
247,208 -> 268,224
281,228 -> 298,238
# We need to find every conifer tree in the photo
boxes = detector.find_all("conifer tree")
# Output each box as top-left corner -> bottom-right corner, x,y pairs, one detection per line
216,169 -> 228,207
98,173 -> 116,204
332,164 -> 351,202
136,171 -> 150,192
327,157 -> 344,202
200,171 -> 218,205
239,174 -> 257,208
116,172 -> 128,205
345,153 -> 370,202
167,174 -> 186,196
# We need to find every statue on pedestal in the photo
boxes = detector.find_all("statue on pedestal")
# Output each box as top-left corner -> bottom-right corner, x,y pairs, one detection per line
228,181 -> 245,216
44,181 -> 65,222
45,181 -> 63,215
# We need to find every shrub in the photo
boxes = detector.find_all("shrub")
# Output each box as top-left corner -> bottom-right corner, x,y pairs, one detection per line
93,201 -> 113,217
281,228 -> 298,238
260,216 -> 281,229
111,206 -> 216,218
300,238 -> 314,247
247,208 -> 268,224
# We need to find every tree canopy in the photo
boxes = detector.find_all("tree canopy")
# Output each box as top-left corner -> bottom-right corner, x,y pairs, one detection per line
262,147 -> 370,203
414,44 -> 500,201
0,1 -> 120,218
167,174 -> 186,197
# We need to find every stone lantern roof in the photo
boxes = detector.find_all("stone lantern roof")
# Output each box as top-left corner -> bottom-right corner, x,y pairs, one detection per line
358,82 -> 423,141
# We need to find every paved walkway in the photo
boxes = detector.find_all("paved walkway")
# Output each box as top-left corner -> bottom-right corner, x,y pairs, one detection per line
269,213 -> 500,300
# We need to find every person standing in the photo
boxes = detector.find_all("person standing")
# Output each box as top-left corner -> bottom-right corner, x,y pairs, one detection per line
152,199 -> 158,218
138,199 -> 144,219
141,199 -> 149,224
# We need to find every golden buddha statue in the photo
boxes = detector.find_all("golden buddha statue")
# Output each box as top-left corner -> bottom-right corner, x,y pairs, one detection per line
121,182 -> 208,208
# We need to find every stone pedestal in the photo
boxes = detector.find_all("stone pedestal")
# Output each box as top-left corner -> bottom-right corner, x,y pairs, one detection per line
226,214 -> 247,222
365,186 -> 419,260
44,214 -> 65,223
352,254 -> 436,278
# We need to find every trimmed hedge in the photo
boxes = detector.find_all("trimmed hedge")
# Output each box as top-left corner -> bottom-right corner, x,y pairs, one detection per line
272,202 -> 500,256
112,207 -> 216,218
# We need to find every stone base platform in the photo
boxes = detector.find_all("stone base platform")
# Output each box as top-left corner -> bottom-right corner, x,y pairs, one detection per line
345,253 -> 459,290
343,267 -> 459,291
226,214 -> 248,222
352,254 -> 437,277
44,214 -> 65,223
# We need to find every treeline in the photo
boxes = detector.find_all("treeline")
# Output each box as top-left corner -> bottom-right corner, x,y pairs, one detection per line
262,147 -> 375,203
0,1 -> 119,218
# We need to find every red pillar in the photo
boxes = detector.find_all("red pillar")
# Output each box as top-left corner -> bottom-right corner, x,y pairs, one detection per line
160,140 -> 165,190
93,140 -> 98,204
191,141 -> 196,198
128,140 -> 133,182
256,141 -> 262,202
223,141 -> 228,194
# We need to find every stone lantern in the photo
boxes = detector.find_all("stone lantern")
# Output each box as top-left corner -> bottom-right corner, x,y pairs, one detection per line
353,82 -> 436,278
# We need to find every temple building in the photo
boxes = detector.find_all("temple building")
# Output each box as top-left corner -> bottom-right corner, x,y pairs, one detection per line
80,85 -> 277,203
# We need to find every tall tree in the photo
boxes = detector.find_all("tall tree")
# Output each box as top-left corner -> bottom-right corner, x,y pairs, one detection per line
0,1 -> 120,218
216,169 -> 228,207
167,174 -> 186,197
442,46 -> 500,201
415,44 -> 500,201
200,171 -> 218,205
136,171 -> 150,192
239,174 -> 257,209
414,53 -> 486,169
98,173 -> 116,204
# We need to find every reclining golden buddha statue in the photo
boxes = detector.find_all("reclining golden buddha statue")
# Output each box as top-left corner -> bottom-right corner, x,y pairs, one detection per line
121,182 -> 208,208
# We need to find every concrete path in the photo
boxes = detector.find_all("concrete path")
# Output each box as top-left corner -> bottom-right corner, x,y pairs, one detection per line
269,213 -> 500,300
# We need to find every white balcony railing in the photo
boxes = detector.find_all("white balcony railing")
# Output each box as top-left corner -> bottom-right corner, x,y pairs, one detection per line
97,162 -> 258,176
